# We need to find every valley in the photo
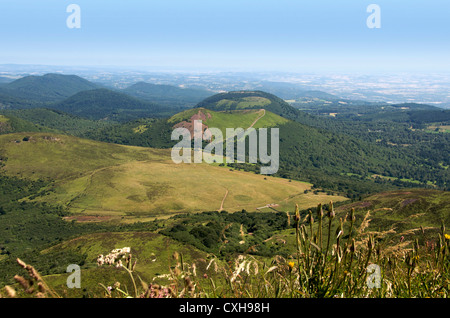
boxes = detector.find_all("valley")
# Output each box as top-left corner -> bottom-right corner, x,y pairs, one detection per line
0,72 -> 448,299
0,132 -> 346,222
1,0 -> 449,302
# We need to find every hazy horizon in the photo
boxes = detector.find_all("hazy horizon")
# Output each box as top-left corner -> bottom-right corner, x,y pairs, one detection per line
0,1 -> 449,73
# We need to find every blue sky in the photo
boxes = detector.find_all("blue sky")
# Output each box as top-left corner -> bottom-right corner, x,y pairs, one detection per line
0,0 -> 449,72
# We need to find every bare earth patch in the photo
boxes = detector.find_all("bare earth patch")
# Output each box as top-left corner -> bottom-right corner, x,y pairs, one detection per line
64,215 -> 112,223
173,110 -> 211,139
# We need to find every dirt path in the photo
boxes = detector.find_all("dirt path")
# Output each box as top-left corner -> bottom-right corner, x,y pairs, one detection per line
219,189 -> 229,212
221,109 -> 266,146
215,109 -> 267,212
66,165 -> 119,208
248,109 -> 266,129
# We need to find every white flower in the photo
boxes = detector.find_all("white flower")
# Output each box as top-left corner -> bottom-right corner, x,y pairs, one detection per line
97,247 -> 131,267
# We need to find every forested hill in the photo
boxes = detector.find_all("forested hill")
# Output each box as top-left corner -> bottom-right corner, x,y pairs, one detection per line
49,88 -> 170,122
0,113 -> 54,134
0,91 -> 44,109
195,90 -> 301,120
1,73 -> 99,102
123,82 -> 214,108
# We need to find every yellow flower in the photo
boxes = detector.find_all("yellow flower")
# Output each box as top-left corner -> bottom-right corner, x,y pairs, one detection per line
288,262 -> 295,269
445,234 -> 450,240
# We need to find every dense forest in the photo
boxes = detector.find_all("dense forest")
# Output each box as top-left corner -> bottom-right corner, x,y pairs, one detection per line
160,210 -> 292,258
123,81 -> 213,108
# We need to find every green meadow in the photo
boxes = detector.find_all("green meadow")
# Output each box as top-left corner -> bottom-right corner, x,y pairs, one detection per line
0,132 -> 346,223
169,107 -> 288,132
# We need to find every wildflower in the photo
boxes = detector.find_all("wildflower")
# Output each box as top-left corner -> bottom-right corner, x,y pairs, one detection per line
288,262 -> 295,269
445,234 -> 450,240
97,247 -> 131,267
97,255 -> 105,266
161,287 -> 171,298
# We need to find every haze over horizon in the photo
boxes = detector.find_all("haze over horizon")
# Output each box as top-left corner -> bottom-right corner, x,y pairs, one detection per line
0,0 -> 449,73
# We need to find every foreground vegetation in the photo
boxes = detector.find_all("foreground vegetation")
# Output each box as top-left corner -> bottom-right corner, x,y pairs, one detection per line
1,202 -> 448,298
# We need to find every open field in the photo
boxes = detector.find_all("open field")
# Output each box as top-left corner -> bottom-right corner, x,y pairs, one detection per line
0,132 -> 346,222
47,160 -> 329,219
215,96 -> 272,110
426,124 -> 450,133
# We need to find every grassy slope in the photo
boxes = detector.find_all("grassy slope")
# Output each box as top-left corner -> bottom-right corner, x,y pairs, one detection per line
215,96 -> 272,110
18,189 -> 448,297
334,189 -> 450,235
0,132 -> 346,222
195,90 -> 299,120
169,107 -> 288,132
29,232 -> 212,297
279,189 -> 448,251
259,189 -> 450,260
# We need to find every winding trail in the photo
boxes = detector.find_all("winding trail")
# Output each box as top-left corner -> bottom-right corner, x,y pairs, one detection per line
220,109 -> 267,146
66,165 -> 117,208
248,109 -> 266,129
219,189 -> 229,212
216,109 -> 266,212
